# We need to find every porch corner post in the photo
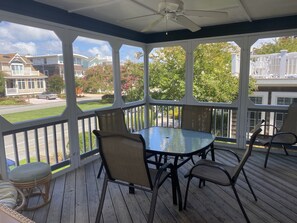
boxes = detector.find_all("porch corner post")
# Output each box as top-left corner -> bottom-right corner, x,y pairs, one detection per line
236,37 -> 252,148
184,41 -> 195,104
144,45 -> 150,128
56,29 -> 81,169
109,41 -> 123,107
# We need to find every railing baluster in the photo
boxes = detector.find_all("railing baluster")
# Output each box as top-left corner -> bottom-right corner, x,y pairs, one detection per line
88,117 -> 92,151
53,125 -> 58,164
12,134 -> 19,166
61,123 -> 67,160
44,127 -> 50,164
34,129 -> 40,162
81,119 -> 86,154
24,131 -> 30,163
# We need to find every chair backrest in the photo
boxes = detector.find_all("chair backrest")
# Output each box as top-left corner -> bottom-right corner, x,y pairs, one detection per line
95,108 -> 129,133
181,105 -> 212,132
92,130 -> 153,189
233,128 -> 262,180
250,119 -> 265,134
280,103 -> 297,134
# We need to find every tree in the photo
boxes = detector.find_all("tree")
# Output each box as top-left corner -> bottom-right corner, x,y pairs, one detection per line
0,71 -> 5,96
47,75 -> 64,94
193,42 -> 240,102
121,60 -> 144,102
81,65 -> 113,93
149,46 -> 186,100
253,36 -> 297,54
148,44 -> 256,102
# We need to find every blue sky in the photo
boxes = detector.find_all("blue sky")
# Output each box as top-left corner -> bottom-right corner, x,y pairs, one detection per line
0,21 -> 143,63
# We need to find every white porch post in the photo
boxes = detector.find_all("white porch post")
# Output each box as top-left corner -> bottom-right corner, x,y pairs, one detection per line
55,29 -> 81,169
184,41 -> 195,104
143,45 -> 150,128
236,37 -> 253,148
109,41 -> 124,107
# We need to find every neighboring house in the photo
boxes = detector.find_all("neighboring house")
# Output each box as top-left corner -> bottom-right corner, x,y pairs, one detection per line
0,53 -> 47,97
88,54 -> 112,67
26,54 -> 89,78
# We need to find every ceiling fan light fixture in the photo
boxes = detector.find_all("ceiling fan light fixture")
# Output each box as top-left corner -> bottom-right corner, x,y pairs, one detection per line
158,0 -> 183,13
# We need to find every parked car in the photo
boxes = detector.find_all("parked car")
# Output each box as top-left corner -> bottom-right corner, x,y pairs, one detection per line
37,92 -> 58,100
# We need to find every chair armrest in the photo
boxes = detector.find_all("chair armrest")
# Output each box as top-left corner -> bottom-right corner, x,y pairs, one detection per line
206,147 -> 240,162
262,124 -> 279,134
271,132 -> 297,145
188,163 -> 232,182
154,162 -> 172,186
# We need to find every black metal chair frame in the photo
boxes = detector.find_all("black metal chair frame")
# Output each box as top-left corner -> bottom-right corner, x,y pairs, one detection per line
184,128 -> 262,223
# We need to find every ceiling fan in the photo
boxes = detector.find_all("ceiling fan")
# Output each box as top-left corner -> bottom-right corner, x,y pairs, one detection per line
123,0 -> 229,33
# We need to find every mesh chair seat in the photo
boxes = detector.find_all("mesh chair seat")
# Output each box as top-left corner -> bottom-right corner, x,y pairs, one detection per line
189,160 -> 237,186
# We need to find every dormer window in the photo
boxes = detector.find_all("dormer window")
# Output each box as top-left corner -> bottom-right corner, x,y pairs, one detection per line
11,62 -> 24,75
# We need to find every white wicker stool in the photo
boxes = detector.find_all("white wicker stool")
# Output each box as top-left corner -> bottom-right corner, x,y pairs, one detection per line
9,162 -> 52,210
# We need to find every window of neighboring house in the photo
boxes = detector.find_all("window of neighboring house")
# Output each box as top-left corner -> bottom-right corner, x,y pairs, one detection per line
11,63 -> 24,75
248,96 -> 263,132
120,44 -> 144,103
37,79 -> 44,88
73,36 -> 113,111
58,55 -> 63,64
17,79 -> 25,89
249,96 -> 263,105
28,79 -> 35,89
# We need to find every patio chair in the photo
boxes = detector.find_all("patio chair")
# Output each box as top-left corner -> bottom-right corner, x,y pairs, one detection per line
95,108 -> 129,178
92,130 -> 176,223
257,103 -> 297,168
181,105 -> 213,162
95,108 -> 155,178
184,128 -> 262,223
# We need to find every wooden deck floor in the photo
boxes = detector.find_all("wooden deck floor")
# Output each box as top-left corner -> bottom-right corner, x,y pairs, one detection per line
21,149 -> 297,223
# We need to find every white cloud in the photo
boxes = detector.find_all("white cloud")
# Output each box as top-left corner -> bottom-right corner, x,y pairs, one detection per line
0,21 -> 61,55
0,40 -> 37,55
13,42 -> 37,55
88,47 -> 102,56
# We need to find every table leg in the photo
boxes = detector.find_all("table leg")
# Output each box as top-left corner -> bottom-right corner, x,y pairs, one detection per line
173,157 -> 182,211
210,143 -> 215,161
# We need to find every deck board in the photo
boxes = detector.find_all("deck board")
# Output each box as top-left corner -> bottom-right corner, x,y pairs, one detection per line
21,149 -> 297,223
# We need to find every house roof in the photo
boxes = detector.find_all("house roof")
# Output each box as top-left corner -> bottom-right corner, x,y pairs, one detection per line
0,53 -> 32,65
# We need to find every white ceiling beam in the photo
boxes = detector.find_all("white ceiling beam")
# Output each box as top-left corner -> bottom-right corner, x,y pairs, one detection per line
236,0 -> 252,22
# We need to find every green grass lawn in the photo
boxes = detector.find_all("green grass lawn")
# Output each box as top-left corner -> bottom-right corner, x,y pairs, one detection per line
2,102 -> 112,123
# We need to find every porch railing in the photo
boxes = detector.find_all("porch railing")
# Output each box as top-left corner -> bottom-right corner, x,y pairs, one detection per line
1,103 -> 293,176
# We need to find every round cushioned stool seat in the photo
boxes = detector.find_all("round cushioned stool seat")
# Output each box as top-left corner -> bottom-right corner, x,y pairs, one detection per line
9,162 -> 52,210
9,162 -> 51,183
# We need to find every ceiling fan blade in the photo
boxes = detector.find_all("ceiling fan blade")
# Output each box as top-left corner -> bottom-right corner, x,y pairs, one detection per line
120,13 -> 157,23
184,9 -> 228,18
68,0 -> 120,13
173,15 -> 201,32
141,15 -> 164,33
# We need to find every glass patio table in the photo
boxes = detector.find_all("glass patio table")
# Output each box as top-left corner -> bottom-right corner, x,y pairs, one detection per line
137,126 -> 215,210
